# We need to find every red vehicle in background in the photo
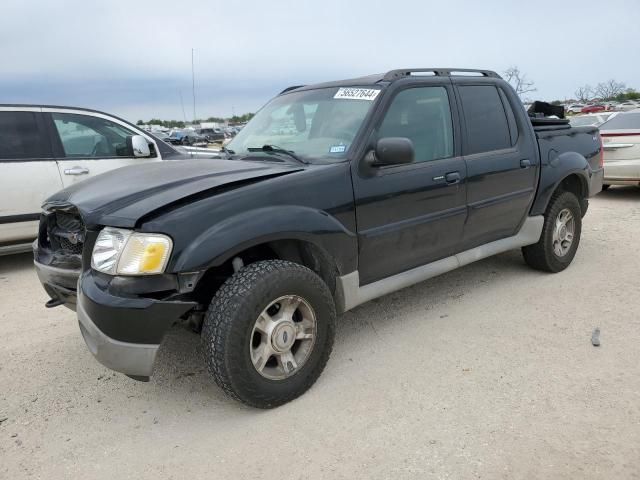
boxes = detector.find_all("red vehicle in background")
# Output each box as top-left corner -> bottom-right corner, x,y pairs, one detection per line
582,104 -> 606,114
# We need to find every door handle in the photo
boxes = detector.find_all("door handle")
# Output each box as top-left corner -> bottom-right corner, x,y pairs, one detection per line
64,166 -> 90,176
520,159 -> 531,169
445,171 -> 461,184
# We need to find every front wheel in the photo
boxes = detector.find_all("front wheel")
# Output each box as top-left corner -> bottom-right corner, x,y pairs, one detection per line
201,260 -> 336,408
522,190 -> 582,273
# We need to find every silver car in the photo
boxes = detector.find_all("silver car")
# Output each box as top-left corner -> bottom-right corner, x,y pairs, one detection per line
600,110 -> 640,189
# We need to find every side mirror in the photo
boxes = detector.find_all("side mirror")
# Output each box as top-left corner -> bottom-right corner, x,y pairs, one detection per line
374,137 -> 414,166
128,135 -> 151,157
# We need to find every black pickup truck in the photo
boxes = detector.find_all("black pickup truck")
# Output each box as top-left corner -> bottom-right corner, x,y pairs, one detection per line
34,68 -> 603,408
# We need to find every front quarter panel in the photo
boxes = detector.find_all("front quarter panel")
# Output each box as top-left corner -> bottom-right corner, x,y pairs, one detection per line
172,205 -> 357,273
140,163 -> 358,275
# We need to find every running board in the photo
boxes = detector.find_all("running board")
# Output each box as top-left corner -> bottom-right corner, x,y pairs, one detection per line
336,216 -> 544,312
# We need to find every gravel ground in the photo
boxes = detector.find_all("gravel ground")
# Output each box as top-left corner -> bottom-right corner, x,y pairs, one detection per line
1,187 -> 639,479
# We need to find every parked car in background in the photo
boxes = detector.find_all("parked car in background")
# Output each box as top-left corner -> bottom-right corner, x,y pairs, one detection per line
618,101 -> 639,112
569,112 -> 616,127
0,105 -> 208,255
581,104 -> 606,114
196,128 -> 225,143
566,104 -> 585,114
33,68 -> 603,407
167,129 -> 206,145
151,131 -> 171,142
599,110 -> 640,189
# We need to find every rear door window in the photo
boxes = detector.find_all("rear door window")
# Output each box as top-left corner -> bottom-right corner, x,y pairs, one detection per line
459,85 -> 512,155
0,111 -> 52,160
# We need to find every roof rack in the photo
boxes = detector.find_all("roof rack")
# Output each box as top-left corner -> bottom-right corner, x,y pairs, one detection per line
382,68 -> 501,82
279,85 -> 306,95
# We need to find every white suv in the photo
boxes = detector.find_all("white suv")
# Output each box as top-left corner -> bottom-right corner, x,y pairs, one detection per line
0,105 -> 205,254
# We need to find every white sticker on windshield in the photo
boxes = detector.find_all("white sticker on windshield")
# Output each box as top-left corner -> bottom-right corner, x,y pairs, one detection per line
334,88 -> 380,101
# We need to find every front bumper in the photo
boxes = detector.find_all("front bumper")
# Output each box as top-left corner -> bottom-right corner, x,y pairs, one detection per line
34,259 -> 80,311
77,270 -> 197,378
77,296 -> 160,378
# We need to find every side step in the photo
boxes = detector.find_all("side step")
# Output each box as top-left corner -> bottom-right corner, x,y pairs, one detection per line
337,216 -> 544,312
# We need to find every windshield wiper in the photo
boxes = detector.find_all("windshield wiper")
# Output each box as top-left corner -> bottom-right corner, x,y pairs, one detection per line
246,145 -> 308,164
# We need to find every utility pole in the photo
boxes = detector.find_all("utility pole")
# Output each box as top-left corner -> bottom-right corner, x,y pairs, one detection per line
179,91 -> 187,124
191,48 -> 196,124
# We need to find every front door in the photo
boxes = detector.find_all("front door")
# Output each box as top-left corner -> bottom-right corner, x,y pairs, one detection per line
45,111 -> 160,188
352,83 -> 467,285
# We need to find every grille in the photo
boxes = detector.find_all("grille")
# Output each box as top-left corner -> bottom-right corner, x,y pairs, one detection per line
46,209 -> 85,256
59,237 -> 83,254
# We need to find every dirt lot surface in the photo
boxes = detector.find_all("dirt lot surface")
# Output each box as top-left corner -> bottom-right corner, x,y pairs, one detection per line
1,188 -> 639,479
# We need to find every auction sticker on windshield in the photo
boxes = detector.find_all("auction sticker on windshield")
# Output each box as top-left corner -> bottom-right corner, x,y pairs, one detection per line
334,88 -> 381,101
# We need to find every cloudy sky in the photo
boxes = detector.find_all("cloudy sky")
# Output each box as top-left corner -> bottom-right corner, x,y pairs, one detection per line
2,0 -> 638,122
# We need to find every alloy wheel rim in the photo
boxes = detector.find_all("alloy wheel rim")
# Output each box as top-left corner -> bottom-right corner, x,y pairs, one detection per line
249,295 -> 316,380
552,208 -> 575,257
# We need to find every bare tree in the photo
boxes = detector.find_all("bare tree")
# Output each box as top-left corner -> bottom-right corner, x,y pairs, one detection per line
594,79 -> 626,100
574,85 -> 593,103
503,66 -> 537,98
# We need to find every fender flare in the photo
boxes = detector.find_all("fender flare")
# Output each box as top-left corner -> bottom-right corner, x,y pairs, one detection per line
531,150 -> 591,216
171,205 -> 357,273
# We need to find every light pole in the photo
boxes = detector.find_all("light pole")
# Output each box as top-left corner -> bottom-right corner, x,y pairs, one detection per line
191,48 -> 196,123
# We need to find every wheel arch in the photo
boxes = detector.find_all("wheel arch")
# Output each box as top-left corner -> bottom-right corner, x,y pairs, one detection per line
171,206 -> 357,306
531,151 -> 591,216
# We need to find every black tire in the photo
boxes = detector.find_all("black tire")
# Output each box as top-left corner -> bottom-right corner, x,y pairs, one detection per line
201,260 -> 336,408
522,190 -> 582,273
602,184 -> 611,191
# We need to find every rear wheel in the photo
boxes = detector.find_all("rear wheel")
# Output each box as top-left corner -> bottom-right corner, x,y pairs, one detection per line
522,190 -> 582,273
201,260 -> 336,408
601,184 -> 611,191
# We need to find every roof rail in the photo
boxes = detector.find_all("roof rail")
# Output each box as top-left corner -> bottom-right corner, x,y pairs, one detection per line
382,68 -> 501,81
279,85 -> 306,95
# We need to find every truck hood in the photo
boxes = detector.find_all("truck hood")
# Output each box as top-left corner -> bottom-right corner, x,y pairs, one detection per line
43,158 -> 303,228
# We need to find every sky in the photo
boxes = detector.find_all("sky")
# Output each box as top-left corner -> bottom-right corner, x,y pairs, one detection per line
1,0 -> 639,122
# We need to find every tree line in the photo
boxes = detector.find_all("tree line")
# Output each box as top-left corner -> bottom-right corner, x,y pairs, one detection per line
136,112 -> 254,128
503,66 -> 638,104
573,80 -> 639,103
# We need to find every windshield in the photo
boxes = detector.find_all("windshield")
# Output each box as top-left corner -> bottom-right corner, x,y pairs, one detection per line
227,86 -> 380,162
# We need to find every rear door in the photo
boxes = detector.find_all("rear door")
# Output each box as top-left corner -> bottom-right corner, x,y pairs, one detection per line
352,79 -> 467,285
0,108 -> 63,244
44,109 -> 162,188
600,112 -> 640,183
454,80 -> 538,250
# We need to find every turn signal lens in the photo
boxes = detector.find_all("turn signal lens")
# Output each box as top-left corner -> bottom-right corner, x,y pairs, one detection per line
91,228 -> 172,276
117,234 -> 172,275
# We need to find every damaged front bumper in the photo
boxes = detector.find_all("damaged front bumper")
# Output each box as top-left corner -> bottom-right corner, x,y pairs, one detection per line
76,270 -> 197,379
34,241 -> 81,311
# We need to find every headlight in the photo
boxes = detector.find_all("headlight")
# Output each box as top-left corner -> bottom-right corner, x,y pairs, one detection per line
91,227 -> 172,275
